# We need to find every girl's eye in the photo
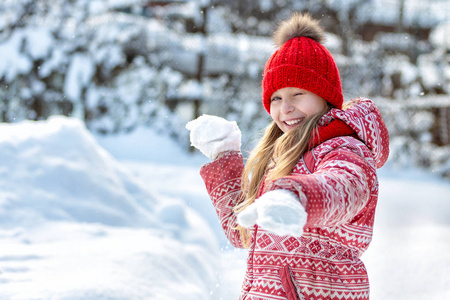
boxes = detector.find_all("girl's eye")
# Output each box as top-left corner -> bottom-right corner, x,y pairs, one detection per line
271,96 -> 281,102
294,93 -> 303,96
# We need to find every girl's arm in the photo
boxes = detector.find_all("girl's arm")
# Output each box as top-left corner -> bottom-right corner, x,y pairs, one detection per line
266,146 -> 375,227
200,151 -> 245,248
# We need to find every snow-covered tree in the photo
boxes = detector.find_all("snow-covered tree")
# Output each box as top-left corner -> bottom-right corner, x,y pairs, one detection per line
0,0 -> 187,139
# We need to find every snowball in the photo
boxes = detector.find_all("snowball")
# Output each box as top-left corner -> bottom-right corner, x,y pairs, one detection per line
256,190 -> 307,237
186,114 -> 241,160
237,189 -> 307,237
236,204 -> 258,228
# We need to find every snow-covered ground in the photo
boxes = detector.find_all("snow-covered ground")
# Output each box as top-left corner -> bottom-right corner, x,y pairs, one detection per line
1,117 -> 449,299
0,117 -> 222,300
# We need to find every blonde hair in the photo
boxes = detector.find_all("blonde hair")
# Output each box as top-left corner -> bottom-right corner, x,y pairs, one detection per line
234,106 -> 330,247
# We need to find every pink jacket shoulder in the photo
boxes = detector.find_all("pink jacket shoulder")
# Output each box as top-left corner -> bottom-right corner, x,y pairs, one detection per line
331,97 -> 390,168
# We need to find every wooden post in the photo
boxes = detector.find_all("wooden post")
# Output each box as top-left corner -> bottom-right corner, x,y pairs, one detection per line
440,107 -> 449,145
193,5 -> 207,120
397,0 -> 405,32
189,5 -> 207,152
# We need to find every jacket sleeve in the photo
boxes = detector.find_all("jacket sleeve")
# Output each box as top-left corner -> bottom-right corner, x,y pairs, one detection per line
200,151 -> 245,248
265,146 -> 375,227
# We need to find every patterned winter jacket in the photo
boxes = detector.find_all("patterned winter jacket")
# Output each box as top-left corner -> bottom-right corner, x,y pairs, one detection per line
200,98 -> 389,300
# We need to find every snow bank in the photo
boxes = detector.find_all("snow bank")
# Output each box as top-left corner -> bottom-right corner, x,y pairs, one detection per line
0,116 -> 220,299
0,116 -> 156,228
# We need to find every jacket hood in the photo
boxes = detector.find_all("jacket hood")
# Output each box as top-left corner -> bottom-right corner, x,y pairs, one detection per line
330,97 -> 390,168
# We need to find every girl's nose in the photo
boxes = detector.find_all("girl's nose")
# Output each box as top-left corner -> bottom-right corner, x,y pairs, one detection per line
281,99 -> 294,114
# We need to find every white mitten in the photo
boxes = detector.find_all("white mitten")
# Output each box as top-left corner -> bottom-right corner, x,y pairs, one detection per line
186,114 -> 241,160
237,190 -> 307,236
236,202 -> 258,228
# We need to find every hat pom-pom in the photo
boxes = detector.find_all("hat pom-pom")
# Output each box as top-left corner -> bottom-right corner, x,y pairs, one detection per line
273,12 -> 325,47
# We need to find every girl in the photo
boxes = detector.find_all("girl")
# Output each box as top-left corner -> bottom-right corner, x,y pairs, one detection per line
186,13 -> 389,300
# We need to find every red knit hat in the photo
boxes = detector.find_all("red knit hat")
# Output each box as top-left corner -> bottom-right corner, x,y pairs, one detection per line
262,13 -> 344,113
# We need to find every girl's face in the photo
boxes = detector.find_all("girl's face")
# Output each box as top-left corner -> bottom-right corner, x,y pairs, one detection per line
270,87 -> 328,133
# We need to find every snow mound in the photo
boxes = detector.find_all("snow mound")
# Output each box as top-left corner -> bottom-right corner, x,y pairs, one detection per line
0,116 -> 157,228
0,116 -> 217,243
0,116 -> 220,299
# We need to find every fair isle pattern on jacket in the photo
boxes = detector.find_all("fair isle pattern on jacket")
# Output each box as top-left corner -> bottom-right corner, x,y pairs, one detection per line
200,98 -> 389,300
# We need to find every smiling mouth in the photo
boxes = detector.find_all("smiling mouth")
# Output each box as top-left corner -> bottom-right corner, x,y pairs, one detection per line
284,118 -> 304,126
